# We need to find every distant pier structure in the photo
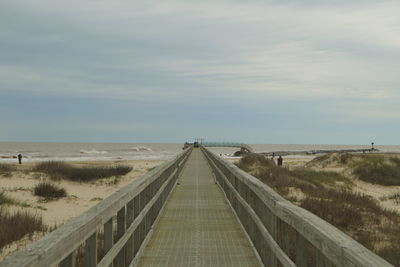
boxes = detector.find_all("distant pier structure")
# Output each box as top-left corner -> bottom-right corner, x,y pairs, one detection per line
201,142 -> 254,153
183,141 -> 253,153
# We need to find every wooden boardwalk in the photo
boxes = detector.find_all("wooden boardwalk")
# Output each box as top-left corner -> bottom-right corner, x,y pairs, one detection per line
136,149 -> 260,267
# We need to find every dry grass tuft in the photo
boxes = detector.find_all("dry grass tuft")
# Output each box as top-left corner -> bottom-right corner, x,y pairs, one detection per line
0,163 -> 16,174
306,152 -> 355,168
0,208 -> 47,250
352,156 -> 400,186
33,161 -> 132,182
0,192 -> 17,206
33,182 -> 67,200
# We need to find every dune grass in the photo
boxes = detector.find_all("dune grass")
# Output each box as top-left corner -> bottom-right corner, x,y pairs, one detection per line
381,192 -> 400,205
352,156 -> 400,186
0,208 -> 47,250
0,192 -> 17,206
236,153 -> 400,265
291,169 -> 352,187
34,182 -> 67,200
0,163 -> 15,172
32,161 -> 132,182
0,164 -> 15,177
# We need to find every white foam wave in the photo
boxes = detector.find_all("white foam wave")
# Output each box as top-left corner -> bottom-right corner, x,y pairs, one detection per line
79,149 -> 108,154
130,146 -> 153,152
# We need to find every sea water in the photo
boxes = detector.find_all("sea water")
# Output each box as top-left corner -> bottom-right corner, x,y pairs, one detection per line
0,142 -> 399,163
0,142 -> 183,162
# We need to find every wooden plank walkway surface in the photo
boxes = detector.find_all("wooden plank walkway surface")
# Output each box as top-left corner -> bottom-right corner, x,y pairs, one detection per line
136,149 -> 260,267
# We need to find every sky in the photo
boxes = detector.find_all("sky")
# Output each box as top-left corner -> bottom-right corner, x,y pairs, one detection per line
1,0 -> 399,144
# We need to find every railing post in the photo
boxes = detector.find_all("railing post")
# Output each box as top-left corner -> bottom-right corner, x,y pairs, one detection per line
114,207 -> 126,267
85,233 -> 97,267
278,219 -> 289,256
269,214 -> 278,267
125,199 -> 134,266
133,195 -> 140,256
103,218 -> 113,267
140,192 -> 146,244
60,252 -> 76,267
296,235 -> 308,267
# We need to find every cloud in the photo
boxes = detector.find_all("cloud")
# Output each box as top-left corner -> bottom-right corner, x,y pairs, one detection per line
1,0 -> 400,100
1,0 -> 400,143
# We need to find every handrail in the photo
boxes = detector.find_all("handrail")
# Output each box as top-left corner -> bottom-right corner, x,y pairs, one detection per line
202,147 -> 392,267
0,147 -> 192,267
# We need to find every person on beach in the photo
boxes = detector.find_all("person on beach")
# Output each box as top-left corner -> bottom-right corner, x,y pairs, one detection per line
277,155 -> 283,166
17,154 -> 22,164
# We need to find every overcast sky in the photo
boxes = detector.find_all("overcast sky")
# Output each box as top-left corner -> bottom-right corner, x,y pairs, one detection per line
1,0 -> 399,144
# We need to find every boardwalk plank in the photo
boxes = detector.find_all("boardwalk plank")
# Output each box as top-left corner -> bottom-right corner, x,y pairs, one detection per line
136,149 -> 260,267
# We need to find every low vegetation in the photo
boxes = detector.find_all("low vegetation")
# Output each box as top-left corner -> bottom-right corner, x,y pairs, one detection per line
32,161 -> 132,182
0,208 -> 47,250
352,156 -> 400,186
33,182 -> 67,200
0,192 -> 17,206
0,163 -> 15,176
236,153 -> 400,266
381,193 -> 400,205
306,152 -> 355,168
291,169 -> 352,187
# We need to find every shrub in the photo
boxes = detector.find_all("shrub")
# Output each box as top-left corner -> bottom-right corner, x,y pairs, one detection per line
34,182 -> 67,199
33,161 -> 132,182
352,156 -> 400,185
0,208 -> 46,249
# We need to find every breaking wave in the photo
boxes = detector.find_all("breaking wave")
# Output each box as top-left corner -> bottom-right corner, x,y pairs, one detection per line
79,149 -> 108,154
130,146 -> 153,152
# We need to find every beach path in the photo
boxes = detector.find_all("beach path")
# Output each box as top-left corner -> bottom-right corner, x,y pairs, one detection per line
136,149 -> 260,267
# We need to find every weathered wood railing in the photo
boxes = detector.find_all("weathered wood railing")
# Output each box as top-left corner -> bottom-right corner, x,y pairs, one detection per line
202,147 -> 393,267
0,148 -> 192,267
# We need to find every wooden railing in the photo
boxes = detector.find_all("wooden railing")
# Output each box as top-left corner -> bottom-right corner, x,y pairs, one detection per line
202,147 -> 393,267
0,148 -> 192,267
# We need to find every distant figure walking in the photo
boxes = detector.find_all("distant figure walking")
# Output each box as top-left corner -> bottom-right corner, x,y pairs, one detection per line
277,155 -> 283,166
17,154 -> 22,164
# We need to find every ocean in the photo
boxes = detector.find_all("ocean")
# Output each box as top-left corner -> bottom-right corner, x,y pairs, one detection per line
0,142 -> 399,163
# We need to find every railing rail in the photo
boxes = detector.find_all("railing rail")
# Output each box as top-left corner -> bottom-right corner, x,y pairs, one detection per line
202,147 -> 393,267
0,147 -> 192,267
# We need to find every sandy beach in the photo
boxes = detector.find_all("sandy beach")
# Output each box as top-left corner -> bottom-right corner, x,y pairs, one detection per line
1,152 -> 400,261
0,159 -> 164,259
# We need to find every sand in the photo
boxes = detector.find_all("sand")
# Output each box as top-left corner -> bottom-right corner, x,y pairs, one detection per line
2,153 -> 400,260
0,159 -> 164,259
